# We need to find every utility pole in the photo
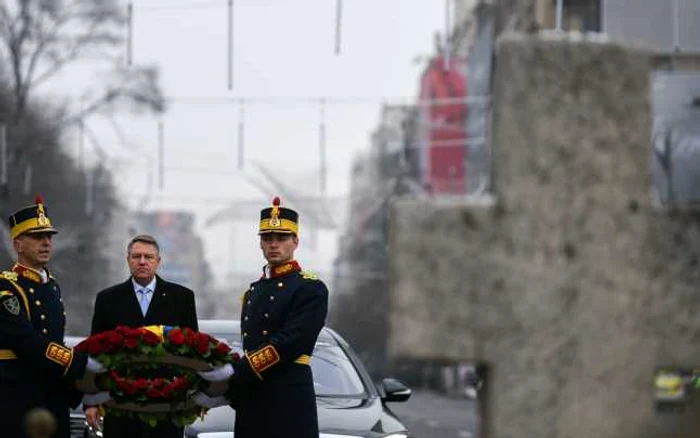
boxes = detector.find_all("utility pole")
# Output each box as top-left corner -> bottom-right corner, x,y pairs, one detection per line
0,124 -> 7,187
555,0 -> 563,32
227,0 -> 234,89
319,99 -> 327,194
127,2 -> 134,65
158,120 -> 164,190
334,0 -> 342,55
237,100 -> 245,170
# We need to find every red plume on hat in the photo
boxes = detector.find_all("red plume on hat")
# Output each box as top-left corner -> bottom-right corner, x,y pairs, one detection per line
35,194 -> 44,205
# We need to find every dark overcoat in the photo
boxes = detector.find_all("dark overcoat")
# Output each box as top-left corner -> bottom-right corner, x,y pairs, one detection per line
90,275 -> 198,438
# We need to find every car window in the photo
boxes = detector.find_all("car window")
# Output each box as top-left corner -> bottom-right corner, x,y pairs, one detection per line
311,342 -> 365,396
207,332 -> 365,397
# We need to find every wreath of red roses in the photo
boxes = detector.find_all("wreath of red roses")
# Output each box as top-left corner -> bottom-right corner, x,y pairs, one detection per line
75,325 -> 239,427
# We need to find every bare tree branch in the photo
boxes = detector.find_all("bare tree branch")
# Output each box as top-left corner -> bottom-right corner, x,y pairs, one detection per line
0,0 -> 163,130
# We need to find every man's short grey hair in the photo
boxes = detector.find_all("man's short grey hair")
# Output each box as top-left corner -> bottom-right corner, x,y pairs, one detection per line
127,234 -> 160,254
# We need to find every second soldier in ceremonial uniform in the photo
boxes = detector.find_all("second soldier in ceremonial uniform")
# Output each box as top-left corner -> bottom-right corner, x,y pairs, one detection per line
0,196 -> 102,438
230,197 -> 329,438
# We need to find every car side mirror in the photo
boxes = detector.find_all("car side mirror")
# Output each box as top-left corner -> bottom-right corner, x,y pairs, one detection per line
381,378 -> 411,402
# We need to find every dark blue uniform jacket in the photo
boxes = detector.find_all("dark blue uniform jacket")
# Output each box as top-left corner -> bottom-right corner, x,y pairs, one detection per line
0,264 -> 87,438
232,261 -> 329,438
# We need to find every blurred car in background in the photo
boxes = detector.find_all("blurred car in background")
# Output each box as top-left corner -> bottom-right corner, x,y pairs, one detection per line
66,320 -> 415,438
185,319 -> 415,438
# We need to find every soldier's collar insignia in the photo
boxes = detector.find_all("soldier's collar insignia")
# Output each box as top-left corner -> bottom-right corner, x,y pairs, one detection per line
12,263 -> 43,283
2,296 -> 20,315
269,261 -> 301,279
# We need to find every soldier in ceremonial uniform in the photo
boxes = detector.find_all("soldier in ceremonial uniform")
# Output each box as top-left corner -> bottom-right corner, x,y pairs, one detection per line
231,197 -> 329,438
0,196 -> 102,438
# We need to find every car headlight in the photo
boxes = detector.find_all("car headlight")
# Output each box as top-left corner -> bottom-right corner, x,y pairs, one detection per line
383,434 -> 409,438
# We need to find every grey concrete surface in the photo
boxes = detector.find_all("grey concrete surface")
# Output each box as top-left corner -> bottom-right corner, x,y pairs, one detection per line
389,34 -> 700,438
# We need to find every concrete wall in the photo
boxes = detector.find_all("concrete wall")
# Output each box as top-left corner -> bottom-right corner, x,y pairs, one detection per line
389,34 -> 700,438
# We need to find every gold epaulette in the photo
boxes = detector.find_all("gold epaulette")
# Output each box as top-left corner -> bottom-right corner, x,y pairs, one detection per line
301,270 -> 319,280
240,288 -> 250,305
0,271 -> 18,281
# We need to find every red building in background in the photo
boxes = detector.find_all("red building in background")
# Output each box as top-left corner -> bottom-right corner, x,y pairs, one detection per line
417,54 -> 468,194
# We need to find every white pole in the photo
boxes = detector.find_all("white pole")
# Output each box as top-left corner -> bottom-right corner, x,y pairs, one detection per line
127,2 -> 134,65
444,0 -> 451,69
85,168 -> 94,215
672,0 -> 680,51
237,100 -> 245,170
0,124 -> 6,186
158,120 -> 164,190
335,0 -> 342,55
555,0 -> 563,32
319,99 -> 327,194
23,163 -> 32,195
227,0 -> 234,88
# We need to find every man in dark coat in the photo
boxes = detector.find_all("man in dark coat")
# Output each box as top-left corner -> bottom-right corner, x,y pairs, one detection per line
0,196 -> 102,438
83,234 -> 198,438
230,197 -> 329,438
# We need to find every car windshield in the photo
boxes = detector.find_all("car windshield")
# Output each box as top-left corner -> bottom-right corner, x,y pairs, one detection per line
206,331 -> 366,397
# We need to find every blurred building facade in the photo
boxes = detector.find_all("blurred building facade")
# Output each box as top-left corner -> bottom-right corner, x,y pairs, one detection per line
330,105 -> 417,376
332,0 -> 700,408
386,0 -> 700,437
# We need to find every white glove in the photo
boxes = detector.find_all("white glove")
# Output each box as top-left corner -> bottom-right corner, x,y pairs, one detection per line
86,357 -> 106,373
82,391 -> 112,406
192,392 -> 228,409
197,363 -> 234,382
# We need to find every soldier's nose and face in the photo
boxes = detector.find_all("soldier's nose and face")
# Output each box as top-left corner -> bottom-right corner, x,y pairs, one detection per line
15,232 -> 53,268
260,233 -> 298,265
127,241 -> 161,284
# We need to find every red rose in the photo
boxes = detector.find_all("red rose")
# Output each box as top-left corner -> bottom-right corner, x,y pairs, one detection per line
115,326 -> 131,335
124,337 -> 139,349
232,352 -> 241,362
168,329 -> 185,346
142,331 -> 160,346
118,379 -> 137,395
106,332 -> 124,346
125,328 -> 142,339
146,387 -> 162,398
172,377 -> 188,391
133,378 -> 148,390
181,328 -> 195,347
152,378 -> 165,388
160,385 -> 174,398
214,343 -> 231,355
109,370 -> 120,380
87,339 -> 102,356
196,339 -> 209,355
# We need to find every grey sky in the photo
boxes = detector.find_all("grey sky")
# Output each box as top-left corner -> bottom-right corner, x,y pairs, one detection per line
57,0 -> 446,287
